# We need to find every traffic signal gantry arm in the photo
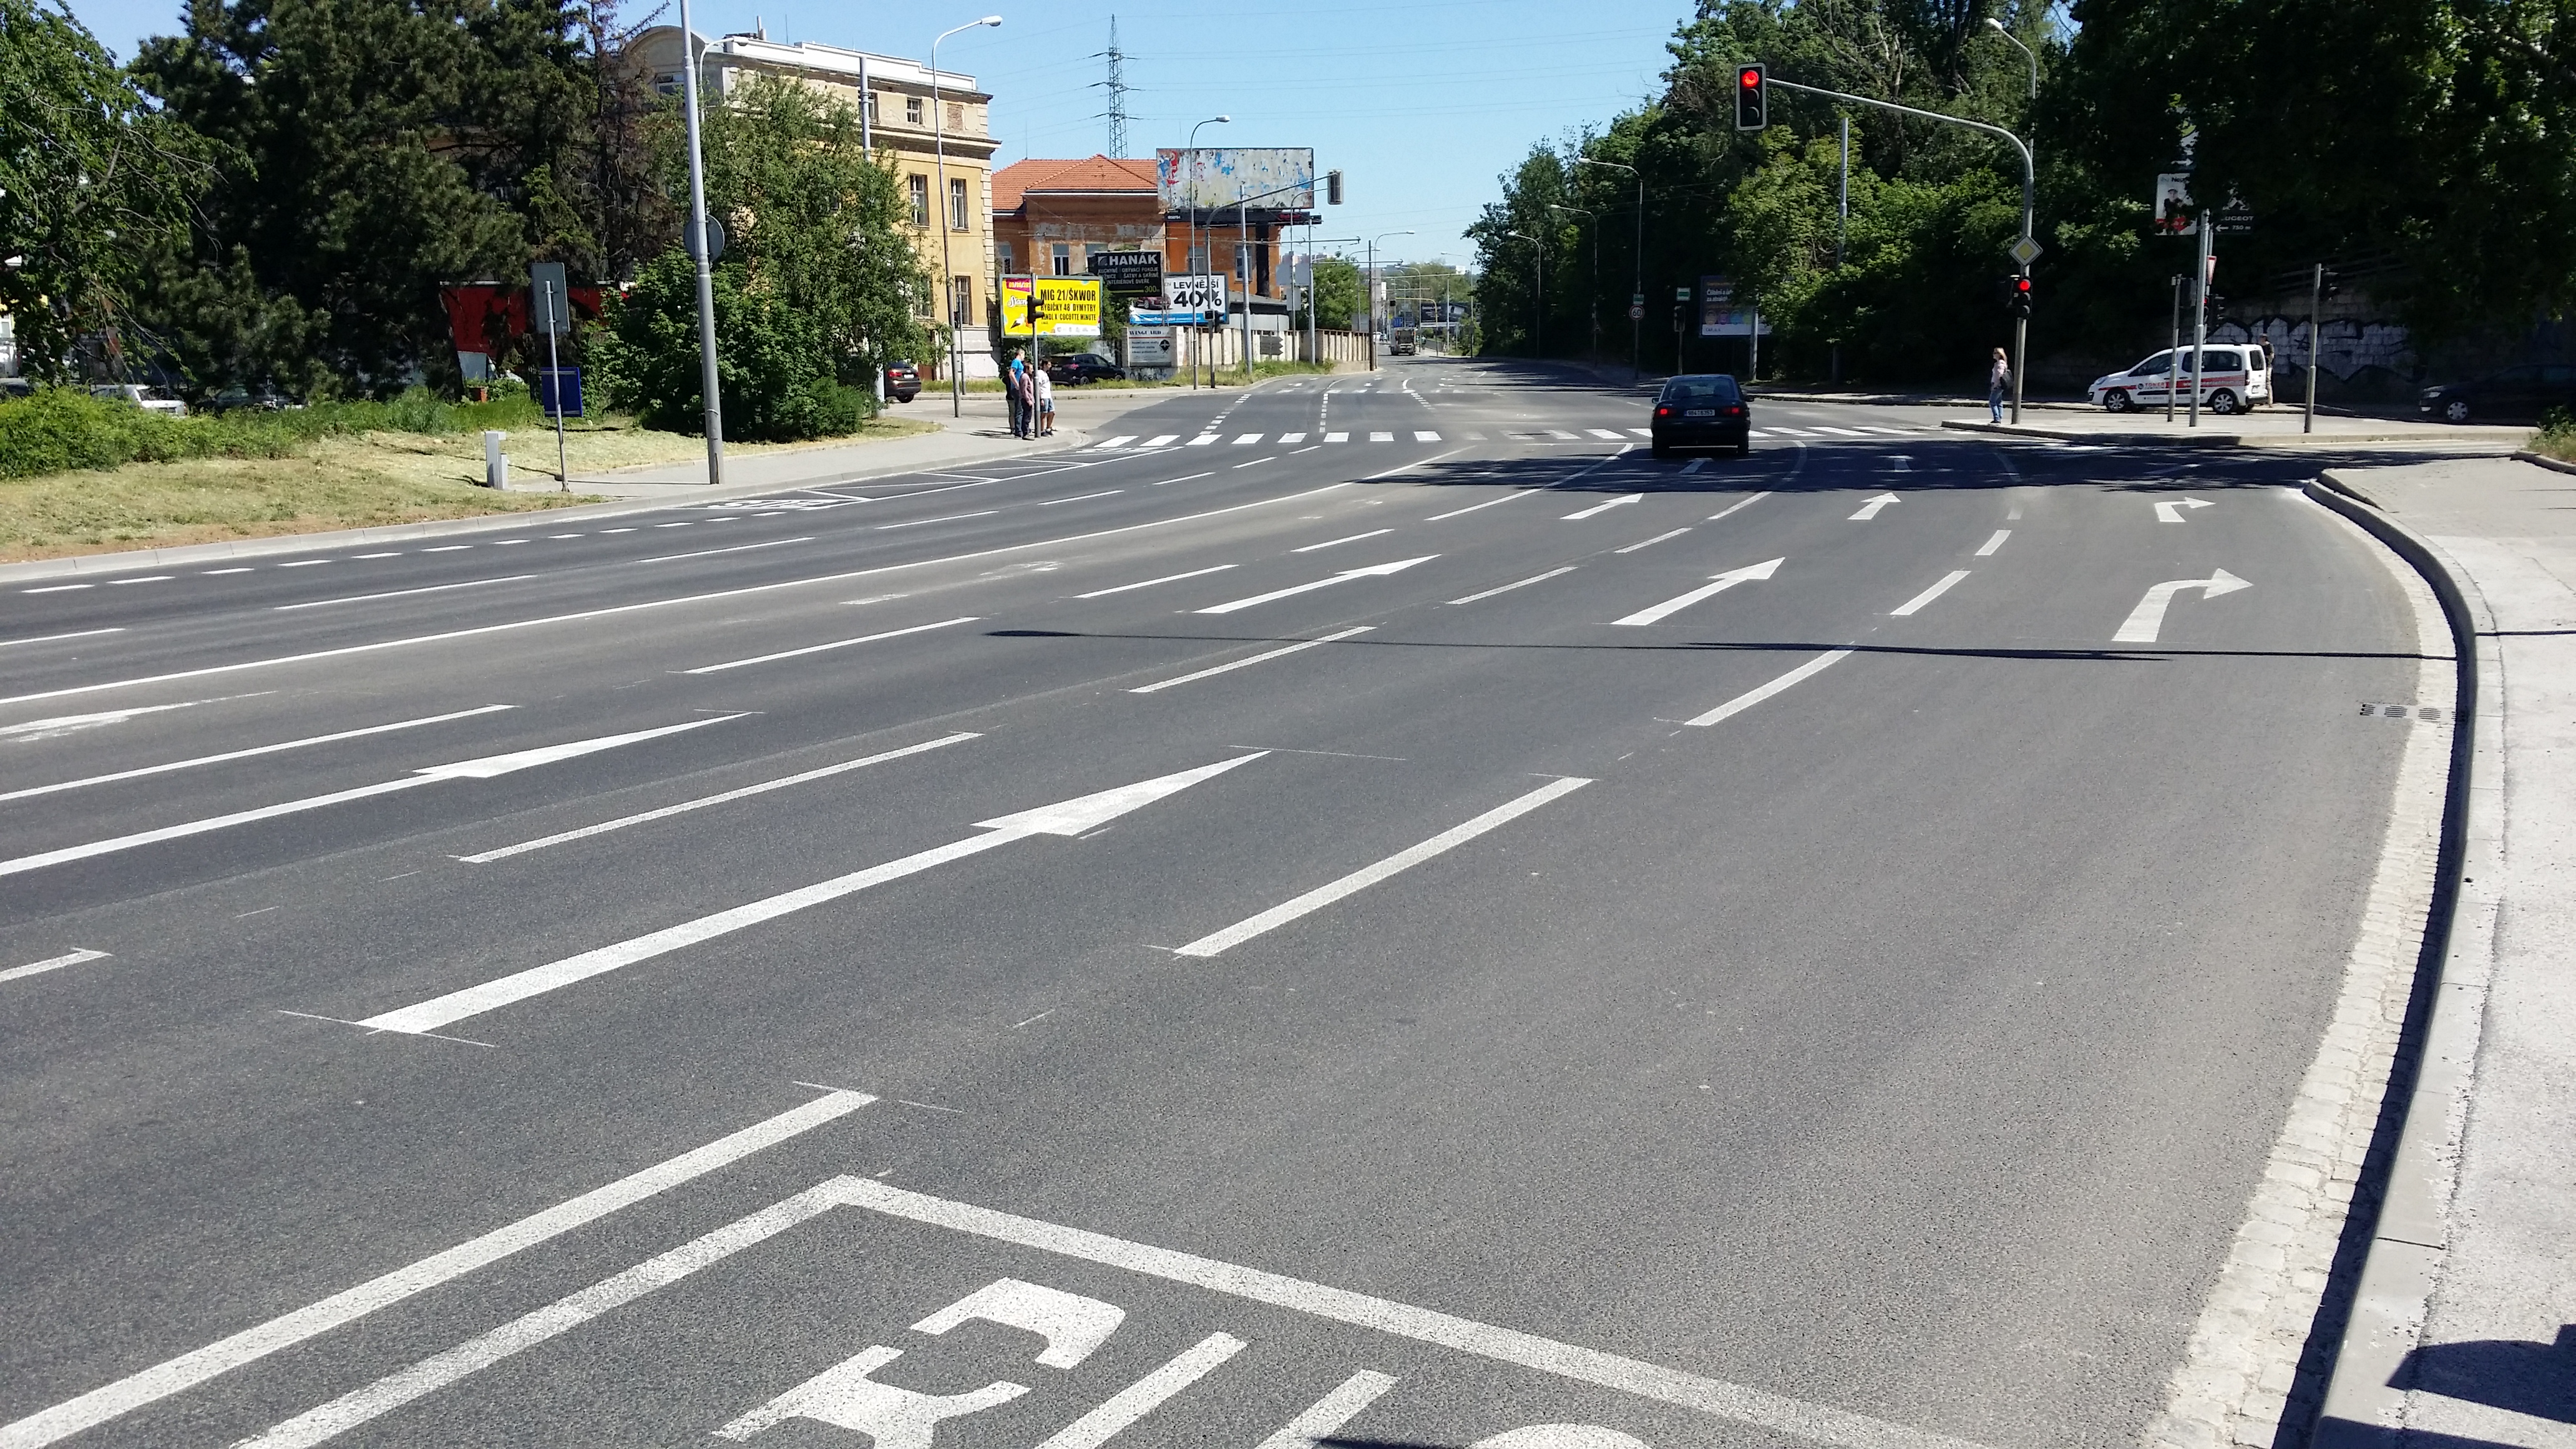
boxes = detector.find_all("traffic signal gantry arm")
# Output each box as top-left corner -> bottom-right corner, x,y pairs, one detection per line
1754,72 -> 2034,268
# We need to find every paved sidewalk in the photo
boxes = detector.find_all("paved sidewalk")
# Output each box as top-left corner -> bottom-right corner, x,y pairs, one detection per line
1944,411 -> 2528,450
2309,456 -> 2576,1448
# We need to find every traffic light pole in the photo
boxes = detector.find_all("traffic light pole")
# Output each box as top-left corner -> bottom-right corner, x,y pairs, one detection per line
1764,76 -> 2034,421
2305,262 -> 2323,434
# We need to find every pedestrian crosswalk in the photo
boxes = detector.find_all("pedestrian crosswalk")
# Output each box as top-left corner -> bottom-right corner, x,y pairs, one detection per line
1085,422 -> 1936,451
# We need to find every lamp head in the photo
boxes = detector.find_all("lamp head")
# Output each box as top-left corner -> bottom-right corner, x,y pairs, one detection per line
978,14 -> 1002,25
1984,16 -> 2006,30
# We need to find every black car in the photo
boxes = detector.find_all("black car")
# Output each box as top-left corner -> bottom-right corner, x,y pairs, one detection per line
1650,374 -> 1750,457
1044,353 -> 1125,385
882,360 -> 921,403
2418,363 -> 2576,424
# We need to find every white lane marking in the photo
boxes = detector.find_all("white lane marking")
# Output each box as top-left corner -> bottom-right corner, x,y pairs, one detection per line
1744,429 -> 1773,439
1233,433 -> 1263,444
203,568 -> 255,575
1196,556 -> 1436,614
2113,568 -> 2251,643
0,705 -> 515,804
1234,456 -> 1275,469
1252,1372 -> 1402,1449
683,617 -> 980,674
1096,435 -> 1137,449
1812,426 -> 1868,437
460,733 -> 977,863
0,628 -> 125,649
0,1093 -> 873,1449
2154,496 -> 2215,523
1143,434 -> 1179,447
24,583 -> 94,593
1155,472 -> 1212,485
1561,494 -> 1641,520
423,544 -> 479,551
358,756 -> 1264,1035
651,522 -> 695,529
1369,431 -> 1395,442
1032,1334 -> 1247,1449
353,552 -> 403,559
1681,459 -> 1706,475
1290,444 -> 1322,454
1447,567 -> 1575,605
106,575 -> 173,585
1547,429 -> 1579,440
0,716 -> 738,879
2006,501 -> 2024,520
1188,434 -> 1220,446
273,575 -> 537,611
278,560 -> 331,567
1707,491 -> 1772,521
1414,430 -> 1442,442
1609,559 -> 1783,627
1889,456 -> 1912,472
1858,426 -> 1915,436
1616,528 -> 1691,555
1889,569 -> 1970,617
1,949 -> 110,985
1976,529 -> 2010,556
876,510 -> 1000,530
1766,427 -> 1815,437
0,698 -> 220,742
1073,564 -> 1236,599
1040,490 -> 1123,506
819,1177 -> 1993,1447
1325,431 -> 1349,442
1685,648 -> 1855,727
1130,627 -> 1374,695
1425,492 -> 1523,522
1586,428 -> 1625,440
0,481 -> 1364,709
1848,492 -> 1900,520
634,536 -> 813,564
600,527 -> 638,533
1175,776 -> 1591,957
1279,431 -> 1307,444
1292,529 -> 1393,553
1628,427 -> 1654,438
545,534 -> 583,539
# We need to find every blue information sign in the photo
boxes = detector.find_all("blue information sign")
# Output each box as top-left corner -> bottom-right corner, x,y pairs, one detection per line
539,366 -> 583,419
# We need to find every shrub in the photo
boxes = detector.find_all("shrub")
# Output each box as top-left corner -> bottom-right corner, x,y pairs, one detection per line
0,384 -> 556,479
591,250 -> 877,442
2533,406 -> 2576,463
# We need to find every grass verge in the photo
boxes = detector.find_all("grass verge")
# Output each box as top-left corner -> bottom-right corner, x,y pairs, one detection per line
2529,407 -> 2576,463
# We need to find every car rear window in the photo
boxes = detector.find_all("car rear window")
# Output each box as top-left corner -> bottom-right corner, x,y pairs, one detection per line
1661,377 -> 1740,403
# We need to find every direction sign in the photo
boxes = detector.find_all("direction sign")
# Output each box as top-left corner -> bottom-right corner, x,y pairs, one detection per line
2008,235 -> 2043,266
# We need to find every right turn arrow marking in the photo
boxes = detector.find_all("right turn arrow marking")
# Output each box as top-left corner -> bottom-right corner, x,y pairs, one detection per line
2154,497 -> 2215,523
1610,558 -> 1785,627
2114,567 -> 2250,643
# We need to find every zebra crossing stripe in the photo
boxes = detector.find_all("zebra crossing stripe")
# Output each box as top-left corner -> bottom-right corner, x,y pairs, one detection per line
1413,431 -> 1442,442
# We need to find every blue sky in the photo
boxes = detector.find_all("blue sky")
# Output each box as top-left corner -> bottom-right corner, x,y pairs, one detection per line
62,0 -> 1701,268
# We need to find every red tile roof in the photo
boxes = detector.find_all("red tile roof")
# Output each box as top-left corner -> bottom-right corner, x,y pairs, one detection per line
993,155 -> 1159,213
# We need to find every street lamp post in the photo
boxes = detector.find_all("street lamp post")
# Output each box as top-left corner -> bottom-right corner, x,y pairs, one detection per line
1184,115 -> 1229,389
1504,230 -> 1543,358
674,0 -> 723,482
1548,203 -> 1598,358
932,16 -> 1002,419
1365,230 -> 1412,371
1983,17 -> 2039,100
1574,157 -> 1642,384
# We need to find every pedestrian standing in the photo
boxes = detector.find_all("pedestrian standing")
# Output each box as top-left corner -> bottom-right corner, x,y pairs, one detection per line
1015,356 -> 1037,439
1035,364 -> 1056,437
1004,352 -> 1025,437
1988,346 -> 2010,423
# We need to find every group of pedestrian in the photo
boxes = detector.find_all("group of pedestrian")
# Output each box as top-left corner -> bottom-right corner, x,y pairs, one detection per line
1003,351 -> 1055,439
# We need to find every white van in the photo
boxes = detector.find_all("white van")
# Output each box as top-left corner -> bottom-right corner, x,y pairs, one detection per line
2088,344 -> 2271,414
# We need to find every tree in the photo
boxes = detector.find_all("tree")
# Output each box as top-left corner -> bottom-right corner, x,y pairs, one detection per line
590,248 -> 866,441
0,0 -> 207,381
1299,256 -> 1362,331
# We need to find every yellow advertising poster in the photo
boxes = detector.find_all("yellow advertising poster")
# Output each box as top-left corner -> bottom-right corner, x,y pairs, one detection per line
1000,275 -> 1035,338
1032,276 -> 1102,338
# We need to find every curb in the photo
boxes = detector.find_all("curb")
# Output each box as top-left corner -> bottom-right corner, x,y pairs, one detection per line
0,427 -> 1099,586
2509,447 -> 2576,476
1941,419 -> 2529,448
2298,470 -> 2503,1446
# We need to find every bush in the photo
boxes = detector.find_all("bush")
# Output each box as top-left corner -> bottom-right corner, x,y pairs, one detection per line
590,250 -> 877,443
0,384 -> 557,479
2533,407 -> 2576,463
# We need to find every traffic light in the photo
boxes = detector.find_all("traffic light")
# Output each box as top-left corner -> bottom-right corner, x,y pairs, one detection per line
2008,274 -> 2033,316
1734,63 -> 1767,132
1326,170 -> 1344,205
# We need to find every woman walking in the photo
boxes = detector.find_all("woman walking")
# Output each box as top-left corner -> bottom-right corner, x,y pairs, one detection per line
1988,346 -> 2010,423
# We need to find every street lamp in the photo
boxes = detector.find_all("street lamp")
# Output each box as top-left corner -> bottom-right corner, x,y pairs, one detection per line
1548,203 -> 1598,356
1983,17 -> 2038,100
1366,229 -> 1413,371
1183,115 -> 1229,388
673,0 -> 723,482
1504,230 -> 1543,359
1574,157 -> 1642,383
932,15 -> 1002,418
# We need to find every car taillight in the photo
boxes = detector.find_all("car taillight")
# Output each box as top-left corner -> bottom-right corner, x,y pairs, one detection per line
1654,406 -> 1673,417
1723,404 -> 1744,416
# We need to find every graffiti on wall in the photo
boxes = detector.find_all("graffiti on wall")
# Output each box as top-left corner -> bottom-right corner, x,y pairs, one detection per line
2212,316 -> 2417,381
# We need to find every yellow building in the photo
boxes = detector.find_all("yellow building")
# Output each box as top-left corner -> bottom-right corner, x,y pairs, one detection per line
630,26 -> 1002,378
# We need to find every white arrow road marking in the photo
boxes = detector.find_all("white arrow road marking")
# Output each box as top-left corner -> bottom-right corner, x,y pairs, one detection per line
1890,570 -> 1971,617
358,754 -> 1267,1035
2154,496 -> 2216,523
1609,559 -> 1784,627
1562,494 -> 1642,520
1848,492 -> 1901,520
0,1092 -> 874,1449
0,705 -> 515,805
1175,776 -> 1591,957
0,715 -> 741,878
1686,648 -> 1855,727
2114,568 -> 2251,643
1,948 -> 109,985
1196,557 -> 1437,614
1131,628 -> 1375,695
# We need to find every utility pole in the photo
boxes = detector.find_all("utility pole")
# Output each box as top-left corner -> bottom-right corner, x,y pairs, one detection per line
2305,262 -> 2323,434
1184,115 -> 1229,389
675,0 -> 723,484
1367,229 -> 1413,370
1832,115 -> 1848,384
931,16 -> 1002,419
2167,274 -> 2182,422
1575,157 -> 1642,384
2190,212 -> 2212,427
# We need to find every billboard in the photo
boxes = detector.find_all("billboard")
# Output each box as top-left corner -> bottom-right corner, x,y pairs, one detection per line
1155,147 -> 1315,212
1697,275 -> 1768,336
1087,249 -> 1164,296
1164,272 -> 1229,319
1000,276 -> 1102,338
2153,173 -> 2197,235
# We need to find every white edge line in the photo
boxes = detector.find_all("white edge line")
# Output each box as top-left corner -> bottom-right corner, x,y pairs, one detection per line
1685,648 -> 1855,728
0,705 -> 517,805
1889,570 -> 1971,617
683,617 -> 978,675
1447,567 -> 1576,605
0,482 -> 1362,709
273,576 -> 537,612
1175,777 -> 1591,955
0,1092 -> 874,1449
0,949 -> 110,985
1131,627 -> 1374,695
0,628 -> 126,649
1072,564 -> 1236,600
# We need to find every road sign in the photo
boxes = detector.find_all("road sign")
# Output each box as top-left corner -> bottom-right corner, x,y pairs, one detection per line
529,263 -> 570,335
1628,305 -> 1644,321
683,216 -> 726,262
537,366 -> 582,418
2008,235 -> 2043,266
1674,287 -> 1692,301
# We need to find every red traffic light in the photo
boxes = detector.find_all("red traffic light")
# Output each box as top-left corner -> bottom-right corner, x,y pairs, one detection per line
1739,67 -> 1761,89
2012,276 -> 2032,294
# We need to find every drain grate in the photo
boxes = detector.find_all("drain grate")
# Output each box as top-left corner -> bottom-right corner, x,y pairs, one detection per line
2358,701 -> 2446,722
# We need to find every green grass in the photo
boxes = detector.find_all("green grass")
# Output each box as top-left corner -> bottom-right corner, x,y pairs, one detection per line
2531,407 -> 2576,463
0,386 -> 557,480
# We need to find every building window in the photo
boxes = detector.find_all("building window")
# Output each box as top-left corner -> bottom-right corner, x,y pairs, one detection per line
1232,243 -> 1248,281
995,243 -> 1013,274
948,177 -> 968,232
653,72 -> 680,96
947,100 -> 965,131
1187,245 -> 1209,274
907,175 -> 929,227
861,90 -> 877,122
905,95 -> 923,125
950,276 -> 972,326
1051,243 -> 1071,276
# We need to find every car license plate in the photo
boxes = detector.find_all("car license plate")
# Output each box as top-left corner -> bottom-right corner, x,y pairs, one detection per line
1684,408 -> 1715,417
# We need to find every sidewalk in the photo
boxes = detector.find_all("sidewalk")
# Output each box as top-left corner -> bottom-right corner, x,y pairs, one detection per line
2306,456 -> 2576,1447
1944,410 -> 2528,450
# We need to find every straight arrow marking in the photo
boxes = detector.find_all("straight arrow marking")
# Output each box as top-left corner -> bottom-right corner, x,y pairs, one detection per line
1609,559 -> 1785,627
1848,492 -> 1901,520
1561,494 -> 1642,520
1196,557 -> 1437,615
358,753 -> 1269,1035
2154,497 -> 2216,523
0,715 -> 743,878
2114,568 -> 2250,643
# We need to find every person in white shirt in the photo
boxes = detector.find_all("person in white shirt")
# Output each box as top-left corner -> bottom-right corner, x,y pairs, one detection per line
1035,365 -> 1056,436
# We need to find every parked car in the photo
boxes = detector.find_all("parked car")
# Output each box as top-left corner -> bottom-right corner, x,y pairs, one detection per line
88,383 -> 187,417
882,360 -> 920,402
2087,344 -> 2271,414
203,384 -> 291,414
0,376 -> 32,402
2417,364 -> 2576,424
1043,353 -> 1125,385
1650,374 -> 1750,457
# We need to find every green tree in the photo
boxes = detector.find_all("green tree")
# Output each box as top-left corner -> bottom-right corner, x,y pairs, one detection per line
0,0 -> 208,381
1299,256 -> 1362,330
590,248 -> 867,441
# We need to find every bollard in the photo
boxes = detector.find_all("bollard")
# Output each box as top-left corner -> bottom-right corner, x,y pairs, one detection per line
482,431 -> 508,489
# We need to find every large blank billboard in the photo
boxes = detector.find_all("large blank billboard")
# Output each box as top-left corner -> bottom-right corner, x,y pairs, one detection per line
1156,148 -> 1315,211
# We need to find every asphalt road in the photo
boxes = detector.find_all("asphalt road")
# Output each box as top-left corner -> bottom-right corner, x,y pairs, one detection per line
1,358 -> 2436,1449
